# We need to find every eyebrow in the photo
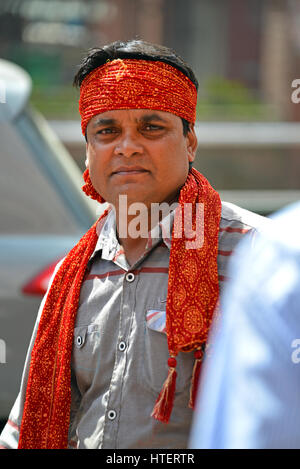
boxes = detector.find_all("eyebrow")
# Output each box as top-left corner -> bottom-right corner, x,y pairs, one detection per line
139,113 -> 168,124
91,118 -> 117,128
91,113 -> 168,128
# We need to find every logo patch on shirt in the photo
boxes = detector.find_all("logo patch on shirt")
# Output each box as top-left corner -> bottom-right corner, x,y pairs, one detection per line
146,310 -> 166,333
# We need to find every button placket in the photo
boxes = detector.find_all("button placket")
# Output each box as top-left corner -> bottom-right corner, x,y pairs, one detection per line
103,269 -> 138,447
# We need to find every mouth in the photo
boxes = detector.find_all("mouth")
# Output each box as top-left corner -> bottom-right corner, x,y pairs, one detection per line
111,166 -> 149,176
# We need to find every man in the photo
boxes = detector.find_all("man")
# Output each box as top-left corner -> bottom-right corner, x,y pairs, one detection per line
0,39 -> 268,449
189,202 -> 300,449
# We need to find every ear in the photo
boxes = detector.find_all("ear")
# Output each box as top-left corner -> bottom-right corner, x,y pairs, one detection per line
186,124 -> 198,163
85,142 -> 89,168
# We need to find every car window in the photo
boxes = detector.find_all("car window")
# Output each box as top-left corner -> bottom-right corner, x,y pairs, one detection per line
0,117 -> 89,235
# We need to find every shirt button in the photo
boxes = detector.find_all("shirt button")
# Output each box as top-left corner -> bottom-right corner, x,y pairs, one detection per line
76,336 -> 83,347
125,272 -> 135,282
108,410 -> 117,421
119,341 -> 126,352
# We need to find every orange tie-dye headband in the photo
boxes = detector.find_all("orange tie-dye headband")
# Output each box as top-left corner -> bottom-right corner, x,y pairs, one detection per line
79,58 -> 197,135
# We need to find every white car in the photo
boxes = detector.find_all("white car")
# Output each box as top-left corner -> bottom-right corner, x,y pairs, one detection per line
0,59 -> 98,422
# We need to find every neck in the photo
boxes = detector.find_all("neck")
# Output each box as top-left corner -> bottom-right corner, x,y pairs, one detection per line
115,194 -> 180,266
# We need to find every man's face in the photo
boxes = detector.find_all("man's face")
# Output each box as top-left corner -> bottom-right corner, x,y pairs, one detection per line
85,109 -> 197,209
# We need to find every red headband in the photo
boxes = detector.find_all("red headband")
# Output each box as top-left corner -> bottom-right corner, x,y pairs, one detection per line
79,59 -> 197,135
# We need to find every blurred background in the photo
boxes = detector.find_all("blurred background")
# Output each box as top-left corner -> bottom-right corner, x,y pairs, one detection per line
0,0 -> 300,431
1,0 -> 300,209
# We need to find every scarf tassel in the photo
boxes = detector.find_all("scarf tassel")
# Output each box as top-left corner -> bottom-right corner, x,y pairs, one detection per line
188,349 -> 204,409
151,357 -> 177,423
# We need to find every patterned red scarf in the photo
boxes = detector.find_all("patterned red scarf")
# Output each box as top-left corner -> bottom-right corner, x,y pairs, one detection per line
18,168 -> 221,449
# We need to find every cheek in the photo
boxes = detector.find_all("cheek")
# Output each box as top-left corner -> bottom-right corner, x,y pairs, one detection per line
156,140 -> 188,176
87,144 -> 107,173
86,147 -> 107,190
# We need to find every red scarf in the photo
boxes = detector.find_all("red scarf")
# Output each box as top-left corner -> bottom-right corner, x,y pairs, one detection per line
18,168 -> 221,449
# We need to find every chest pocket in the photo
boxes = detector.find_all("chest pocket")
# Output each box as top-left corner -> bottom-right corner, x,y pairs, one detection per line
138,305 -> 195,396
72,324 -> 102,394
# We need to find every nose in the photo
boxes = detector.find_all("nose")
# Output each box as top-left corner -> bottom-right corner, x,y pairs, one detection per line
114,129 -> 143,158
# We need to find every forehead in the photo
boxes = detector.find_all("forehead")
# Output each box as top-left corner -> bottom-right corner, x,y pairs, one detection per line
87,109 -> 182,128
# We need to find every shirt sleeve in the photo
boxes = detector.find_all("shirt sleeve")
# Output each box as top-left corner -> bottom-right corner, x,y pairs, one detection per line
0,259 -> 65,449
189,225 -> 300,449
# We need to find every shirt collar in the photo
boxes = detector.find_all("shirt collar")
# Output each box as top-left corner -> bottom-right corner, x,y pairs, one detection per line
94,207 -> 119,261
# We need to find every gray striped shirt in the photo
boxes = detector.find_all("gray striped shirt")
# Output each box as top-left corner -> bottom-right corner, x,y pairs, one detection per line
0,201 -> 270,449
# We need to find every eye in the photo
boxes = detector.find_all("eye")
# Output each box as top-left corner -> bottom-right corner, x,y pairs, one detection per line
143,124 -> 163,131
97,127 -> 118,135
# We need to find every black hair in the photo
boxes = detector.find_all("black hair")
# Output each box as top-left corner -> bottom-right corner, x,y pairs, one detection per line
73,39 -> 198,90
74,39 -> 198,138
